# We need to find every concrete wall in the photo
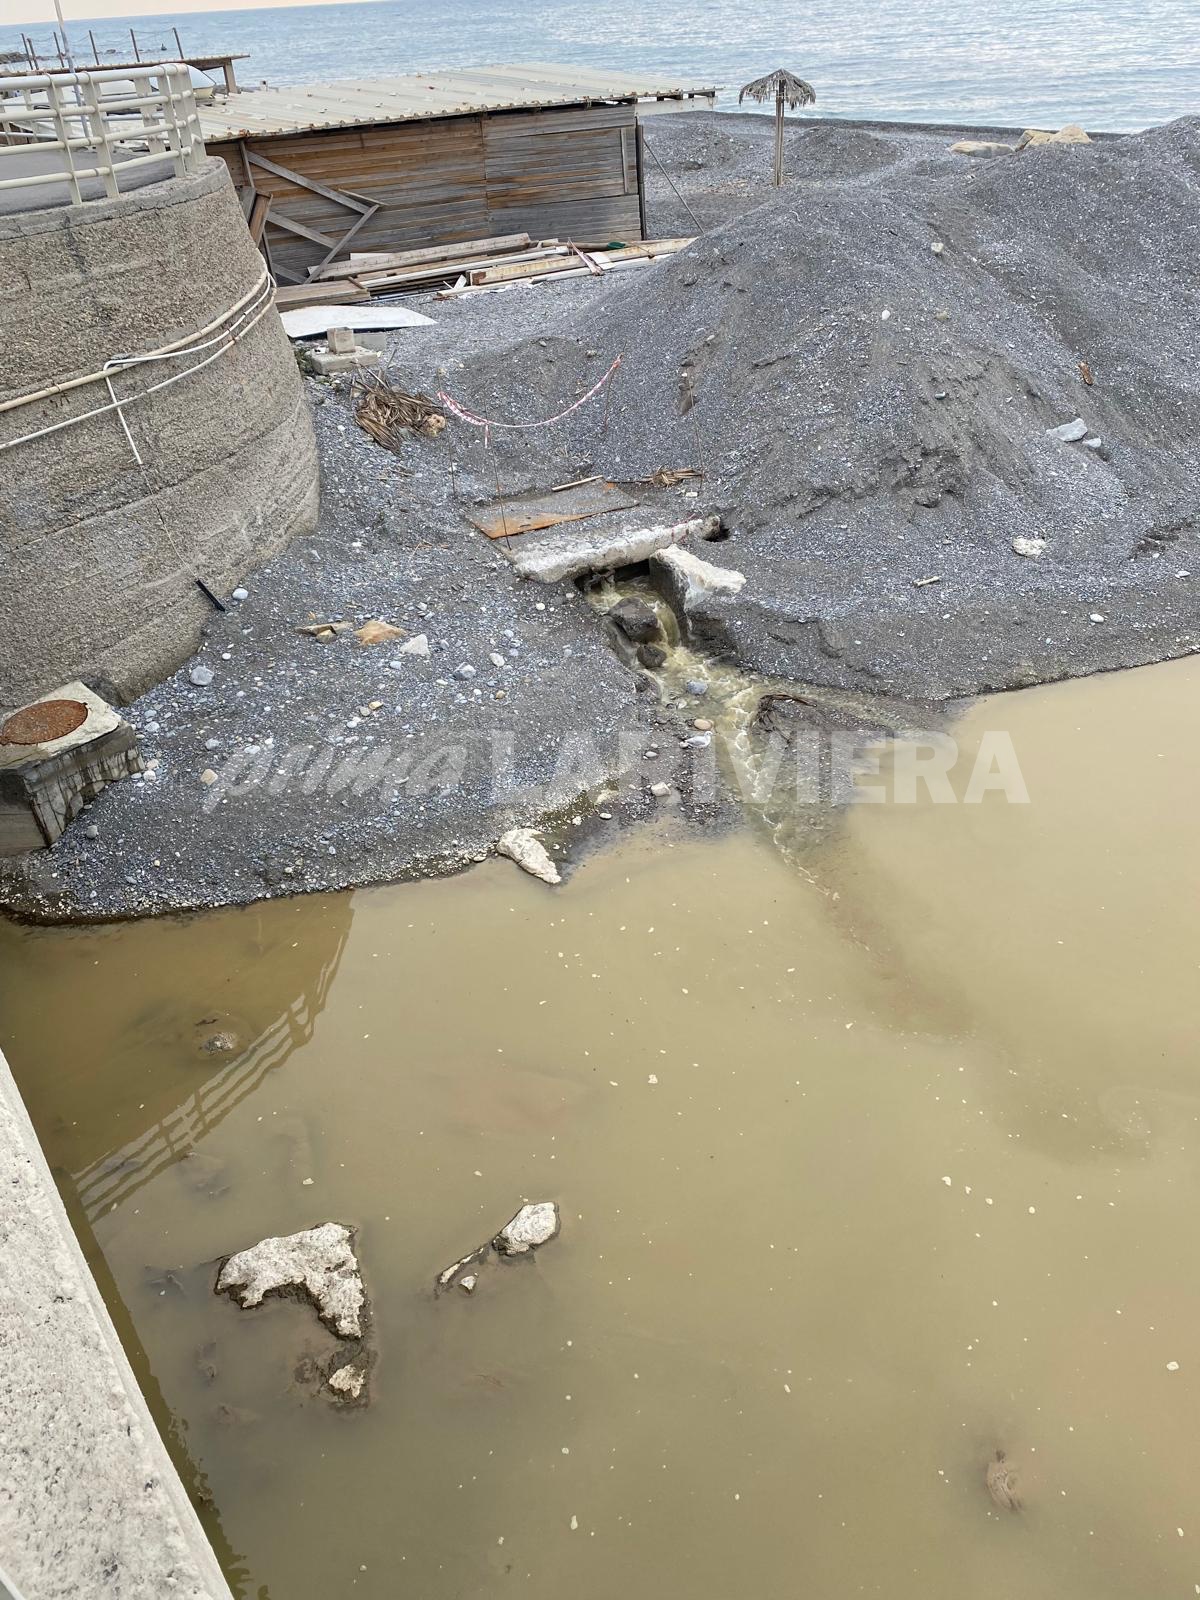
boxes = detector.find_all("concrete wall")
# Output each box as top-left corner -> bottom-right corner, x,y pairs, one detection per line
0,1042 -> 234,1600
0,158 -> 319,706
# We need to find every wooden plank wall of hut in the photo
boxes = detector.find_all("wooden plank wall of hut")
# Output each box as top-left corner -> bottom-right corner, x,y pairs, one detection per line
209,102 -> 643,280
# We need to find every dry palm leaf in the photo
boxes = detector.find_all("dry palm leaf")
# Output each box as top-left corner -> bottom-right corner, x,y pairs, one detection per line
353,372 -> 445,452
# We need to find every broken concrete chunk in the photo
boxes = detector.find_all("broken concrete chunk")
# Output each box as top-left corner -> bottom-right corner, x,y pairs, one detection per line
493,1201 -> 560,1256
189,665 -> 214,687
396,632 -> 430,658
328,1362 -> 365,1400
650,546 -> 746,636
1046,418 -> 1089,442
216,1222 -> 365,1339
496,827 -> 560,885
505,514 -> 721,584
1011,536 -> 1047,559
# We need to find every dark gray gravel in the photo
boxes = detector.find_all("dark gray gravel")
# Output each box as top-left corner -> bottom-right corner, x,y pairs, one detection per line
3,112 -> 1197,920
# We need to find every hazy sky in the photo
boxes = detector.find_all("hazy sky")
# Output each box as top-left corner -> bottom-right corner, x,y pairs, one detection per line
12,0 -> 346,23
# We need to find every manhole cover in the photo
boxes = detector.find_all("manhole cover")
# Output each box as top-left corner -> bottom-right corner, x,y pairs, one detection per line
0,698 -> 88,746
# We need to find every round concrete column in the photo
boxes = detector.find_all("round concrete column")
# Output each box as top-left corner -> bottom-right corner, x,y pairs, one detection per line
0,159 -> 319,704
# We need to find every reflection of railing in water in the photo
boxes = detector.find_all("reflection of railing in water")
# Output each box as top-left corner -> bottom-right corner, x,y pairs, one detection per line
73,934 -> 346,1224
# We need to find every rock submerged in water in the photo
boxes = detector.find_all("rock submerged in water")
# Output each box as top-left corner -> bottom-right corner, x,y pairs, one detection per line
607,596 -> 662,645
494,1201 -> 560,1256
496,827 -> 560,885
437,1200 -> 561,1292
216,1222 -> 365,1339
986,1449 -> 1021,1512
327,1361 -> 366,1401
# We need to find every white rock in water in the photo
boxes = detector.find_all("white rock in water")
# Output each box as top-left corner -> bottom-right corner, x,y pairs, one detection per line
1011,536 -> 1047,559
496,827 -> 560,885
217,1222 -> 364,1338
328,1363 -> 365,1399
494,1201 -> 560,1256
1046,418 -> 1089,443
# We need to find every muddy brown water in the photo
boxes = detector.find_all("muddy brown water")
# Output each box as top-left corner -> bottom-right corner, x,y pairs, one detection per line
2,657 -> 1200,1599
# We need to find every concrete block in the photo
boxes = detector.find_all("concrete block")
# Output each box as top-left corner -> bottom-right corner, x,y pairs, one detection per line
0,682 -> 142,853
310,346 -> 383,375
326,325 -> 356,354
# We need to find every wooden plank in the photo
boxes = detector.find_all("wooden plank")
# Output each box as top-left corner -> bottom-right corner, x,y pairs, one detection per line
247,191 -> 272,244
246,148 -> 374,214
275,280 -> 370,308
469,237 -> 691,285
359,246 -> 568,290
311,231 -> 532,281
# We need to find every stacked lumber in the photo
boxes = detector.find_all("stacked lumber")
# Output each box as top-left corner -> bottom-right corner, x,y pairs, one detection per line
282,233 -> 696,306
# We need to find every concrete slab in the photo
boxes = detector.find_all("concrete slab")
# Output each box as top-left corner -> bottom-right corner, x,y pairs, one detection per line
0,1043 -> 233,1599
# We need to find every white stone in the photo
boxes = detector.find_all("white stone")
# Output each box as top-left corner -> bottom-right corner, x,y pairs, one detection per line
189,664 -> 214,687
394,633 -> 430,659
650,781 -> 672,798
950,139 -> 1015,158
217,1222 -> 364,1338
1011,536 -> 1046,559
505,514 -> 722,584
231,587 -> 249,602
1047,418 -> 1089,443
496,828 -> 560,885
328,1363 -> 365,1399
494,1201 -> 560,1255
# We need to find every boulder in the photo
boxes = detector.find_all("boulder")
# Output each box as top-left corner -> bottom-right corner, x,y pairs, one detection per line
607,597 -> 662,644
216,1222 -> 365,1339
1016,123 -> 1091,150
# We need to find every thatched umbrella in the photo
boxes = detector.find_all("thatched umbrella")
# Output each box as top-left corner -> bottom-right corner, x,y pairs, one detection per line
738,68 -> 816,187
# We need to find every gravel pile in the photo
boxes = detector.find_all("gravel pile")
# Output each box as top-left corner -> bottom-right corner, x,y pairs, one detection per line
452,114 -> 1200,697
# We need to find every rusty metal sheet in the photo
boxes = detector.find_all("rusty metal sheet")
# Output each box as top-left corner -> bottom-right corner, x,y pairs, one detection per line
469,483 -> 638,540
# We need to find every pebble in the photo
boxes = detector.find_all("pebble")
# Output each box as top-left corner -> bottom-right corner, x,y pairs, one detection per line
204,738 -> 220,750
489,652 -> 506,668
649,781 -> 671,798
232,587 -> 249,601
454,664 -> 476,680
189,665 -> 214,687
693,717 -> 714,731
684,679 -> 709,697
200,769 -> 219,786
1089,612 -> 1106,623
84,824 -> 99,840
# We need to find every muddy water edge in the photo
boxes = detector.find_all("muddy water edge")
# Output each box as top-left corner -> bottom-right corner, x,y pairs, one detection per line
1,657 -> 1199,1600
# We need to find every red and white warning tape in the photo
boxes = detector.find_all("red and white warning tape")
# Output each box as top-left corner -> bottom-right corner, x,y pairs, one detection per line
437,355 -> 622,446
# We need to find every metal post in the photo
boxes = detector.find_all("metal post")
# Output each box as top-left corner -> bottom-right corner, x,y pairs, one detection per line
129,29 -> 141,63
53,0 -> 75,70
45,77 -> 83,204
172,27 -> 184,59
88,30 -> 100,65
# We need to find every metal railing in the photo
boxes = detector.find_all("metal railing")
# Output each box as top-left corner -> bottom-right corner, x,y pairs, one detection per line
0,62 -> 205,205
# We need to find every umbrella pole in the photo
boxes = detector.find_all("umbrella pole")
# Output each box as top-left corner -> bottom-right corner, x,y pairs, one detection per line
773,86 -> 784,185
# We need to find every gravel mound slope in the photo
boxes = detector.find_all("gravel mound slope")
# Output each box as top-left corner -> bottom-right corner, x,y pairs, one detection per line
455,117 -> 1200,697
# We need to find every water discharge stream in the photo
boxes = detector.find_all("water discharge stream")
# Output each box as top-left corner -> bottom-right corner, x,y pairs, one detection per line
1,656 -> 1199,1599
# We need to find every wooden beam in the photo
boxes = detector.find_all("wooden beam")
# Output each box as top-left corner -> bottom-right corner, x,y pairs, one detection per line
246,149 -> 374,215
247,191 -> 272,244
310,231 -> 534,281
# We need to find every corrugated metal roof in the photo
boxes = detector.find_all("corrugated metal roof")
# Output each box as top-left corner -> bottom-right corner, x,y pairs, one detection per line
197,62 -> 717,141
